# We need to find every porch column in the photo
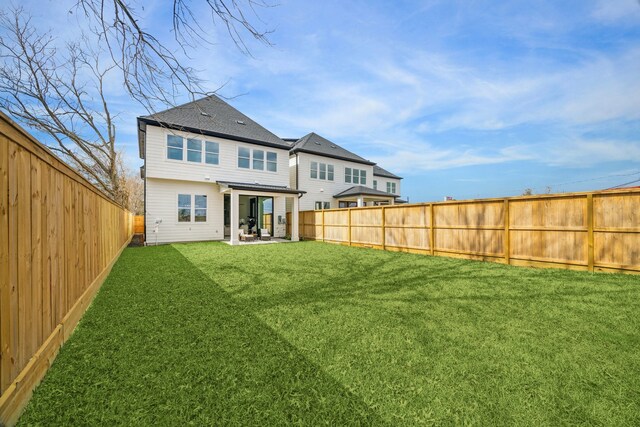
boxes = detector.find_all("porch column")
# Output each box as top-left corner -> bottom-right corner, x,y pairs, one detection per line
357,196 -> 364,207
230,190 -> 240,245
291,195 -> 300,242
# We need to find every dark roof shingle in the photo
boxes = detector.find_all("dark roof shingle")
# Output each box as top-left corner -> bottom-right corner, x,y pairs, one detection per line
334,185 -> 396,198
289,133 -> 375,165
373,165 -> 402,180
139,95 -> 290,149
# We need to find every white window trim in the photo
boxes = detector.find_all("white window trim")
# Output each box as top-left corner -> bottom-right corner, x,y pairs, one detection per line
237,146 -> 278,173
176,193 -> 208,224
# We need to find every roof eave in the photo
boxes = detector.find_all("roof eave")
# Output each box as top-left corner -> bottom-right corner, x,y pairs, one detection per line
289,147 -> 376,166
138,117 -> 291,150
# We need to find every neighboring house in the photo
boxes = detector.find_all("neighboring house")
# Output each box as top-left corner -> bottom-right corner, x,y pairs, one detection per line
138,95 -> 303,245
138,95 -> 404,245
287,132 -> 403,211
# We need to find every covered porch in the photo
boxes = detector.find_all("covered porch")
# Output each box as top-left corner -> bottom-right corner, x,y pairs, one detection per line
334,185 -> 396,207
218,181 -> 304,245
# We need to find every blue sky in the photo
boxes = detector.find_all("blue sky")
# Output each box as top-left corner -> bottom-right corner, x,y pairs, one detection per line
10,0 -> 640,202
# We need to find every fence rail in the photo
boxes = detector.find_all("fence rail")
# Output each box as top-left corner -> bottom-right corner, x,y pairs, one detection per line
297,190 -> 640,274
0,112 -> 134,425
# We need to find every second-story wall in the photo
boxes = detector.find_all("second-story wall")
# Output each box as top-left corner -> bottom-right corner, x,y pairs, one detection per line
291,152 -> 375,211
372,176 -> 402,198
144,124 -> 290,187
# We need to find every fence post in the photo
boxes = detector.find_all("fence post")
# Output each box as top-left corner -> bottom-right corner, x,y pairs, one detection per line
504,199 -> 510,265
381,206 -> 386,250
430,203 -> 435,256
348,208 -> 352,246
321,209 -> 325,242
587,194 -> 594,272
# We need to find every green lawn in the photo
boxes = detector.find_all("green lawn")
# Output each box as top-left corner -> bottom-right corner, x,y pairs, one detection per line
19,241 -> 640,426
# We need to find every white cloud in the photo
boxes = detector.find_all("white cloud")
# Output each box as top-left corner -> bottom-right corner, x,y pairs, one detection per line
592,0 -> 640,22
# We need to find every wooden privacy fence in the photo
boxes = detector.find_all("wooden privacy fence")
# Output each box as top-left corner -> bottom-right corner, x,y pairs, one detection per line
0,112 -> 134,425
134,215 -> 144,234
297,189 -> 640,274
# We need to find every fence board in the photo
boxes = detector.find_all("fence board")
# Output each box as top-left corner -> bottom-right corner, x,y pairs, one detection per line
297,189 -> 640,274
0,112 -> 134,426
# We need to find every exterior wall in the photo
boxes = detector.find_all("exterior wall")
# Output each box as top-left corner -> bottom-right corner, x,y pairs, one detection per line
145,124 -> 290,186
293,152 -> 375,211
145,179 -> 289,244
146,178 -> 224,244
373,176 -> 402,198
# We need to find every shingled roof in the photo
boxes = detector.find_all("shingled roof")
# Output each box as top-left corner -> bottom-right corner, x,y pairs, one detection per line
334,185 -> 396,198
289,133 -> 375,166
138,95 -> 290,150
373,165 -> 402,180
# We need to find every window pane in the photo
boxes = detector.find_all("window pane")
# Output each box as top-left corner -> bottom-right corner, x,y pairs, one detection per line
373,180 -> 377,190
310,162 -> 318,179
195,195 -> 207,208
167,147 -> 183,160
360,170 -> 366,185
178,194 -> 191,207
319,163 -> 326,180
238,147 -> 250,168
167,135 -> 183,148
205,152 -> 219,165
315,201 -> 322,210
187,139 -> 202,151
178,209 -> 191,222
328,165 -> 334,181
205,141 -> 219,153
323,202 -> 331,209
345,168 -> 351,183
353,170 -> 359,184
266,152 -> 277,162
267,161 -> 277,172
253,150 -> 264,170
194,209 -> 207,222
187,150 -> 202,162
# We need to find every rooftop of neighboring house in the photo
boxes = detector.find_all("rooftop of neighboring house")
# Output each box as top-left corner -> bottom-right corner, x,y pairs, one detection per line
138,95 -> 290,158
288,132 -> 375,166
373,165 -> 403,180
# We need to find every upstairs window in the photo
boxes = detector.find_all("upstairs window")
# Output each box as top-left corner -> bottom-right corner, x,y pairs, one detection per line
346,168 -> 366,185
387,182 -> 397,194
238,147 -> 277,171
187,139 -> 202,162
167,135 -> 183,160
205,141 -> 219,165
238,147 -> 251,168
253,149 -> 265,170
311,162 -> 334,180
267,152 -> 278,172
373,180 -> 378,190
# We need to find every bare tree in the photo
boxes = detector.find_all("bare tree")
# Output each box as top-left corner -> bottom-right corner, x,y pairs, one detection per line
0,11 -> 127,204
119,163 -> 144,215
74,0 -> 275,109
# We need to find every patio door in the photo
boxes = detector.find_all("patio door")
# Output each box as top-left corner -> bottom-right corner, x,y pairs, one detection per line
256,196 -> 273,236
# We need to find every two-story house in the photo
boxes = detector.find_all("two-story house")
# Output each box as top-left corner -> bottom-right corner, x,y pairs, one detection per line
287,133 -> 403,211
138,95 -> 404,245
138,96 -> 303,245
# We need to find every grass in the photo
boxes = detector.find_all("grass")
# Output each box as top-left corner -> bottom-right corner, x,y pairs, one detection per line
19,241 -> 640,426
